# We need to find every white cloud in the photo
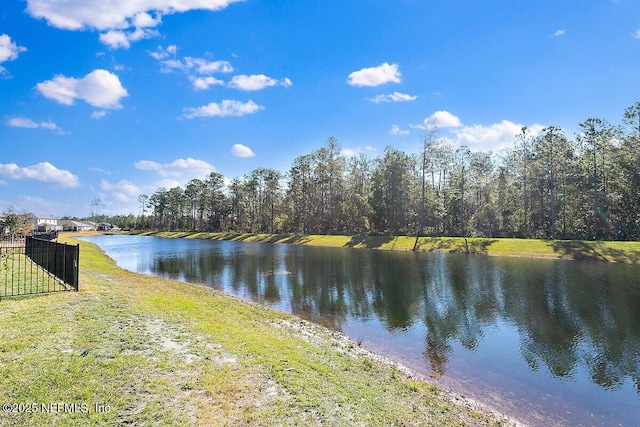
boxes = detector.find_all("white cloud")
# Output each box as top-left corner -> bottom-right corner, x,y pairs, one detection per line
412,112 -> 546,151
155,50 -> 234,90
27,0 -> 243,30
26,0 -> 243,47
389,124 -> 410,135
99,28 -> 159,49
190,76 -> 224,90
36,69 -> 129,109
127,27 -> 155,43
228,74 -> 292,91
368,92 -> 417,104
150,44 -> 177,60
0,34 -> 27,74
347,62 -> 401,87
0,162 -> 80,188
160,56 -> 233,74
135,158 -> 215,178
182,100 -> 264,119
341,146 -> 377,157
188,57 -> 234,74
100,179 -> 141,203
39,122 -> 59,131
424,111 -> 462,129
8,117 -> 65,133
90,167 -> 111,175
633,29 -> 640,39
231,144 -> 255,158
132,11 -> 161,28
453,121 -> 544,151
99,30 -> 129,49
554,29 -> 566,36
8,117 -> 39,128
0,34 -> 27,62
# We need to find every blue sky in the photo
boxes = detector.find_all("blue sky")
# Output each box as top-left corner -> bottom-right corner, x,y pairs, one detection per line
1,0 -> 639,217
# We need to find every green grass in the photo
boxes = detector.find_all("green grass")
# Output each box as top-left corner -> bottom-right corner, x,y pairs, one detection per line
136,231 -> 640,263
416,236 -> 640,263
1,253 -> 71,297
0,235 -> 511,426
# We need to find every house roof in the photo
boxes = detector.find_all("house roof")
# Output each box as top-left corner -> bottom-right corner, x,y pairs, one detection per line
29,213 -> 57,220
59,220 -> 94,228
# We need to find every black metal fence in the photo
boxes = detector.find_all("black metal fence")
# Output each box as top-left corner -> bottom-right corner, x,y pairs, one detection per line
31,231 -> 59,241
1,237 -> 79,297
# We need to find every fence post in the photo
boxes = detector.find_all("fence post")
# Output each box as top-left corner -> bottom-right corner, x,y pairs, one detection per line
73,244 -> 79,291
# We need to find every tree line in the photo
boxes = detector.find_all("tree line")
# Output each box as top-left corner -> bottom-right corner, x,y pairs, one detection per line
118,102 -> 640,240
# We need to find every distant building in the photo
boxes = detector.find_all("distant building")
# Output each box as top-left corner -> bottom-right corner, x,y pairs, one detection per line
58,220 -> 96,232
28,213 -> 63,232
97,222 -> 112,231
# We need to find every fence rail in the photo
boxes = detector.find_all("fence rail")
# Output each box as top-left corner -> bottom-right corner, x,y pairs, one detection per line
1,237 -> 79,298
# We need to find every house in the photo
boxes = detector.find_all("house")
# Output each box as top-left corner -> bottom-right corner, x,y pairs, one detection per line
97,222 -> 112,231
28,213 -> 63,232
97,222 -> 122,232
58,220 -> 96,232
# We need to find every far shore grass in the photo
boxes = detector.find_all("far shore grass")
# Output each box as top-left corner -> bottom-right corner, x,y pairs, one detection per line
133,230 -> 640,264
0,234 -> 515,426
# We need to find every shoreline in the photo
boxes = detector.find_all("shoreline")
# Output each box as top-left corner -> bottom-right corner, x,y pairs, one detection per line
77,231 -> 572,425
62,231 -> 637,425
135,237 -> 529,426
128,230 -> 640,264
1,234 -> 524,426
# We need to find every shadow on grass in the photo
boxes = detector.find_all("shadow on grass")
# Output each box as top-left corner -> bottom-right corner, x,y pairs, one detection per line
173,232 -> 191,238
466,238 -> 498,254
275,234 -> 308,244
200,232 -> 252,241
416,237 -> 498,254
547,240 -> 639,263
344,235 -> 394,249
200,232 -> 309,245
246,233 -> 306,244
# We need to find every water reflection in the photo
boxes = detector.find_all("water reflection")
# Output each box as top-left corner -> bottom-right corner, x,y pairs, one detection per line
81,235 -> 640,425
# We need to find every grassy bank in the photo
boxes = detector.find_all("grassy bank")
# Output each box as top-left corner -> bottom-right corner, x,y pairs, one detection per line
0,235 -> 514,426
136,231 -> 640,264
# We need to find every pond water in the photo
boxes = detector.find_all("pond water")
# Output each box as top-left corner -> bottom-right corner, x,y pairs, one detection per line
79,235 -> 640,426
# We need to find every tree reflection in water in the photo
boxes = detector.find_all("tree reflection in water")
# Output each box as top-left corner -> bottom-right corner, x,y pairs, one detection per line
146,239 -> 640,394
